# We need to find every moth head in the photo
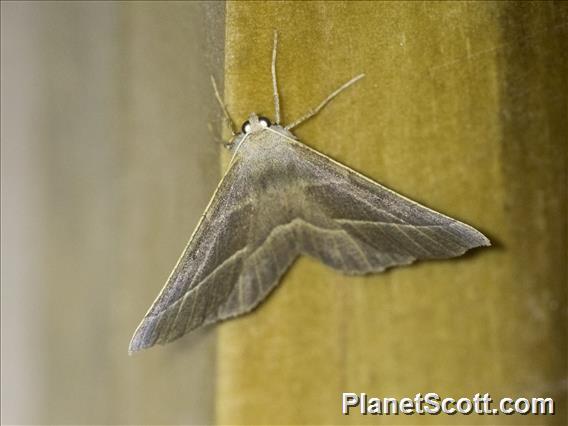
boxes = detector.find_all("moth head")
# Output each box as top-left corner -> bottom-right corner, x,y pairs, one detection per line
225,113 -> 271,151
241,113 -> 271,134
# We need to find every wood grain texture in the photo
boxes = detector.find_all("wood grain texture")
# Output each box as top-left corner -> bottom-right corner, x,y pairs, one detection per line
217,1 -> 567,425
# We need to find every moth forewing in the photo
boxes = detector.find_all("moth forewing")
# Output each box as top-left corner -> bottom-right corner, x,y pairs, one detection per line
273,128 -> 490,248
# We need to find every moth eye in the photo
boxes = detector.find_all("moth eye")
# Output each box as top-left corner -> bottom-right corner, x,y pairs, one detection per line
258,116 -> 271,128
242,121 -> 252,134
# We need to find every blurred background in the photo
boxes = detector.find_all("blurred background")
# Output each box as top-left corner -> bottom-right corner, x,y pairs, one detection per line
2,1 -> 567,425
2,1 -> 223,424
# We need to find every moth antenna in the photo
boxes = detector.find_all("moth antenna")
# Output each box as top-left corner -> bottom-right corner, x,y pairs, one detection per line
272,30 -> 281,124
210,75 -> 237,136
285,73 -> 365,131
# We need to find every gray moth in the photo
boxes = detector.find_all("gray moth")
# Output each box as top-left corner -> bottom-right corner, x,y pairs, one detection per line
129,33 -> 490,353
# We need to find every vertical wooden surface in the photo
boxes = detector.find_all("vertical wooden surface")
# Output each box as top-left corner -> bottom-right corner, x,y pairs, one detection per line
218,2 -> 567,425
1,2 -> 223,424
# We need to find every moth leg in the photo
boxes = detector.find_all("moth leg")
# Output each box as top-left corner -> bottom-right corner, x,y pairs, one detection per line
271,31 -> 281,124
285,73 -> 365,131
210,75 -> 237,136
206,124 -> 233,148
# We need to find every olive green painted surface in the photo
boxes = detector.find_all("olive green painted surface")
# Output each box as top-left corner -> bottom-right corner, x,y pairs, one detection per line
217,2 -> 567,425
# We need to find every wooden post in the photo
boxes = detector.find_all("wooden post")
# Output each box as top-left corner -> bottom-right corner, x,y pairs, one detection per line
218,2 -> 567,424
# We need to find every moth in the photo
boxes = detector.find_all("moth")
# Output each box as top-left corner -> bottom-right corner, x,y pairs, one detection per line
129,33 -> 490,353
